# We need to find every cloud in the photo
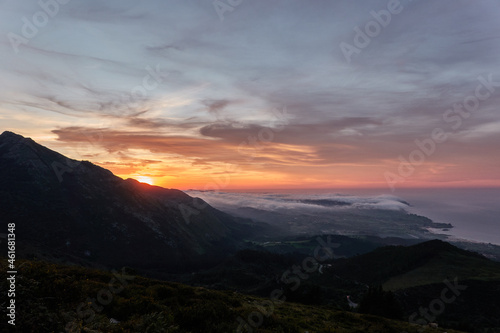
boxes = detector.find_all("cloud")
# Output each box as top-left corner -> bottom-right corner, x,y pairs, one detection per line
1,0 -> 500,187
185,190 -> 409,212
201,99 -> 235,118
126,118 -> 176,129
51,127 -> 224,154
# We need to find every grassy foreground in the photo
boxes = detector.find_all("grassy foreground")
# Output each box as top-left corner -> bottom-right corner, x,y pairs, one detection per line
0,259 -> 466,333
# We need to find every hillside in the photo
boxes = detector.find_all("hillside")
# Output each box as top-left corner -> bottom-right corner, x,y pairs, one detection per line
2,131 -> 500,332
0,131 -> 260,271
183,239 -> 500,295
169,240 -> 500,332
0,259 -> 465,333
330,240 -> 500,288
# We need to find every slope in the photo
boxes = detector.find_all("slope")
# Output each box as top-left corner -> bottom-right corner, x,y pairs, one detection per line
0,131 -> 257,271
0,258 -> 466,333
331,239 -> 500,288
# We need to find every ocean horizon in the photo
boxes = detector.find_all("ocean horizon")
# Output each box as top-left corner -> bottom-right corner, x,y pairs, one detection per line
200,187 -> 500,246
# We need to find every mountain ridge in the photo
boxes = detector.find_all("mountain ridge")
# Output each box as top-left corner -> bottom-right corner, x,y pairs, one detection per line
330,239 -> 500,289
0,131 -> 256,271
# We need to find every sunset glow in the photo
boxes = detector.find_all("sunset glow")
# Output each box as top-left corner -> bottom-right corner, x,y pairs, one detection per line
3,3 -> 500,332
135,176 -> 154,186
1,1 -> 499,191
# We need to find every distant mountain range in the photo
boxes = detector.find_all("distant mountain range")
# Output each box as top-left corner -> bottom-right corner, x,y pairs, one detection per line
178,238 -> 500,331
0,131 -> 261,271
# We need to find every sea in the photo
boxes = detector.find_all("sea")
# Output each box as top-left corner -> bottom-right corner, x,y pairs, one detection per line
217,187 -> 500,246
393,187 -> 500,245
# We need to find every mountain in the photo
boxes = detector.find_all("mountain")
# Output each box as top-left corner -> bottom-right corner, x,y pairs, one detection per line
0,131 -> 257,271
172,239 -> 500,331
0,258 -> 468,333
330,239 -> 500,289
2,131 -> 499,332
314,240 -> 500,331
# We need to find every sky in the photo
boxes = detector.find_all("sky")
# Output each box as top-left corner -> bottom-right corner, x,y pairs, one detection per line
1,0 -> 500,190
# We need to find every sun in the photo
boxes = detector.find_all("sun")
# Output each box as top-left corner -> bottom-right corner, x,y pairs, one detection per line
136,176 -> 154,185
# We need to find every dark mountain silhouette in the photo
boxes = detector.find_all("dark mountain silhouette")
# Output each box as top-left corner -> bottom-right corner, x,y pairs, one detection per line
1,259 -> 470,333
330,239 -> 500,288
177,239 -> 500,331
0,131 -> 259,271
